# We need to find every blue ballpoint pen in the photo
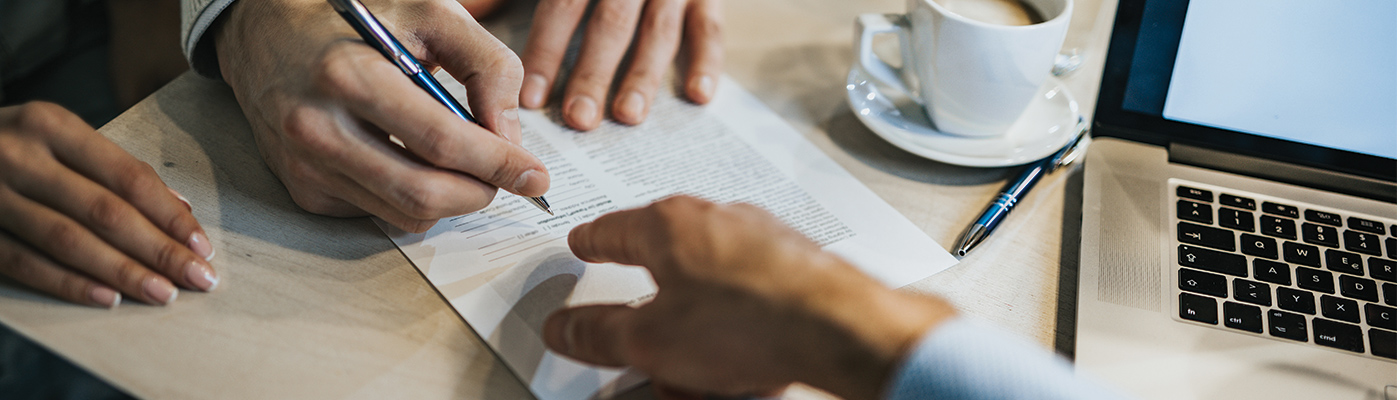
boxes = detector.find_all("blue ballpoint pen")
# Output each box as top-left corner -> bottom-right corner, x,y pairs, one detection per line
326,0 -> 552,215
953,118 -> 1090,257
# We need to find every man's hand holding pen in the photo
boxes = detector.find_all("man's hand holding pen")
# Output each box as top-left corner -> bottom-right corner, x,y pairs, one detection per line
212,0 -> 550,232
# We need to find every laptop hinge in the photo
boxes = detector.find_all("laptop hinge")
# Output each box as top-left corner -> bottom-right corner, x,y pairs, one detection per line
1169,143 -> 1397,203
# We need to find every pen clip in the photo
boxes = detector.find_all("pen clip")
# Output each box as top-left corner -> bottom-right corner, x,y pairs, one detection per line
1051,116 -> 1091,170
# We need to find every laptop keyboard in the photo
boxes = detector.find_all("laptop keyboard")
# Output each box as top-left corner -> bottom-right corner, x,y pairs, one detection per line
1170,180 -> 1397,361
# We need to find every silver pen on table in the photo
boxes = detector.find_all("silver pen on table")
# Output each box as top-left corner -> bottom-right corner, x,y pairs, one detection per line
326,0 -> 552,215
953,118 -> 1090,257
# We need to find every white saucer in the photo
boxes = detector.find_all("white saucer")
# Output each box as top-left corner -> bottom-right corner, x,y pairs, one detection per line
846,65 -> 1081,167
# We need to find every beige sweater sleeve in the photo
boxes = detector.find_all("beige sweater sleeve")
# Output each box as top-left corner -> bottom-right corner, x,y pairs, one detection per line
180,0 -> 237,78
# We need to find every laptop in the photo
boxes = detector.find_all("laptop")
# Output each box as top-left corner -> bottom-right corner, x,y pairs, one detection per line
1074,0 -> 1397,399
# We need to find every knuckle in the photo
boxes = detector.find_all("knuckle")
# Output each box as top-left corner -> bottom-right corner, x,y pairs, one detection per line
114,163 -> 161,197
313,47 -> 372,101
15,102 -> 79,135
44,222 -> 85,252
414,122 -> 458,163
85,195 -> 132,233
280,107 -> 338,154
153,240 -> 186,276
113,260 -> 148,287
57,273 -> 92,303
396,182 -> 449,219
593,0 -> 639,28
0,244 -> 36,280
546,0 -> 591,12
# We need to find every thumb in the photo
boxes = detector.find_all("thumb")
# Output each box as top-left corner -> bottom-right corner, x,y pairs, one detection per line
543,304 -> 637,367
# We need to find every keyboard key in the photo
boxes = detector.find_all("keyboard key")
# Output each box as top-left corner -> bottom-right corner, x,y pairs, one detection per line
1180,293 -> 1218,324
1254,259 -> 1291,285
1324,250 -> 1365,276
1224,302 -> 1263,333
1179,245 -> 1247,277
1338,275 -> 1378,303
1219,208 -> 1255,232
1344,231 -> 1383,256
1305,210 -> 1343,226
1312,318 -> 1364,353
1278,287 -> 1316,314
1220,194 -> 1256,210
1388,237 -> 1396,259
1349,217 -> 1387,235
1385,283 -> 1396,306
1261,202 -> 1299,218
1176,185 -> 1213,202
1301,223 -> 1339,248
1179,268 -> 1228,297
1297,267 -> 1335,294
1373,258 -> 1397,282
1178,222 -> 1235,252
1268,310 -> 1308,341
1240,234 -> 1277,259
1232,279 -> 1271,306
1260,215 -> 1297,240
1365,303 -> 1395,330
1321,295 -> 1360,323
1283,242 -> 1322,267
1176,200 -> 1213,224
1370,329 -> 1396,359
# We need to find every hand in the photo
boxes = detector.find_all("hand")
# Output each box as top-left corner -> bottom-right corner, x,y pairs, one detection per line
544,196 -> 955,400
0,103 -> 218,307
213,0 -> 550,232
518,0 -> 724,130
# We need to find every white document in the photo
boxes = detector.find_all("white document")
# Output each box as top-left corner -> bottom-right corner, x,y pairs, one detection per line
376,72 -> 958,400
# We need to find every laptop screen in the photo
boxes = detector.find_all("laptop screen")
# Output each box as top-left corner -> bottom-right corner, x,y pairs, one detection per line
1094,0 -> 1398,181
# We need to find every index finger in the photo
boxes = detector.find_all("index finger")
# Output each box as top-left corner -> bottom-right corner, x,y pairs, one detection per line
322,46 -> 551,197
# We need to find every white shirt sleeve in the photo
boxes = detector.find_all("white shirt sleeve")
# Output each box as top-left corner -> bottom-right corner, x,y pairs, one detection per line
884,317 -> 1131,400
180,0 -> 239,78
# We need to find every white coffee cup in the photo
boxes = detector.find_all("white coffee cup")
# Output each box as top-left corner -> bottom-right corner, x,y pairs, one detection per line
855,0 -> 1072,137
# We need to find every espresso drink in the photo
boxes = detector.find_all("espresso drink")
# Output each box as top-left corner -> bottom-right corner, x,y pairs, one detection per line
932,0 -> 1046,26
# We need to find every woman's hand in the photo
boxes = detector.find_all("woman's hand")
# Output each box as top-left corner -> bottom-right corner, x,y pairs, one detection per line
0,103 -> 217,308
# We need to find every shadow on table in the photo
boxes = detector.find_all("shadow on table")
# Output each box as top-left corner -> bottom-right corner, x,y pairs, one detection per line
153,75 -> 388,263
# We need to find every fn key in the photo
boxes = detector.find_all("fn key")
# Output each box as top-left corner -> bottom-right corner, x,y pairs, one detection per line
1180,293 -> 1218,324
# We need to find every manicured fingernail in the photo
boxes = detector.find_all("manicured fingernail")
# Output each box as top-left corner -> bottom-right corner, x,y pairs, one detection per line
188,232 -> 215,261
90,286 -> 120,309
499,108 -> 522,144
522,74 -> 548,108
566,96 -> 598,129
144,277 -> 178,305
168,188 -> 192,211
186,260 -> 219,291
616,91 -> 645,124
514,170 -> 542,193
690,75 -> 716,101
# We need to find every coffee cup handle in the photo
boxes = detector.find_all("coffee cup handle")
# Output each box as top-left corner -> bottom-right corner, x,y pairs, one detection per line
855,14 -> 915,98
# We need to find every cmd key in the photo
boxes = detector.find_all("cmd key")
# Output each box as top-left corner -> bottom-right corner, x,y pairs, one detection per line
1312,318 -> 1364,353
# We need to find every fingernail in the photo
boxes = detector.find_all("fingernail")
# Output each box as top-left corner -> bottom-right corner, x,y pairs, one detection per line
522,74 -> 548,108
499,108 -> 522,144
566,96 -> 598,129
168,188 -> 192,211
90,286 -> 120,309
186,260 -> 219,291
514,170 -> 542,193
616,91 -> 645,124
690,75 -> 716,101
188,232 -> 215,261
144,277 -> 178,305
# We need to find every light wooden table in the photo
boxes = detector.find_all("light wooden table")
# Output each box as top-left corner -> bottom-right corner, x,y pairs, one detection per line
0,0 -> 1118,398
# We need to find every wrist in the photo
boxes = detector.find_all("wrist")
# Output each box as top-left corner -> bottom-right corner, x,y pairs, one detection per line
800,260 -> 955,400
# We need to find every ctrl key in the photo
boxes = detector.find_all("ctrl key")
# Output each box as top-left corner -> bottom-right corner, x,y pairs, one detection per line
1267,310 -> 1308,341
1180,292 -> 1218,324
